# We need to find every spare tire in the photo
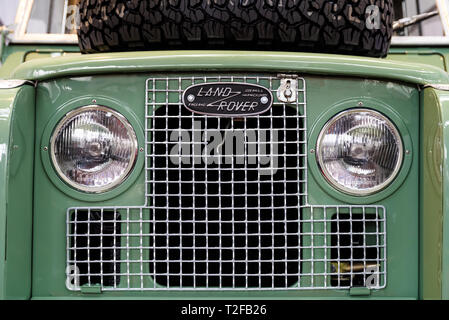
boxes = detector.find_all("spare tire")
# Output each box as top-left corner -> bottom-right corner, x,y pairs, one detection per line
77,0 -> 393,57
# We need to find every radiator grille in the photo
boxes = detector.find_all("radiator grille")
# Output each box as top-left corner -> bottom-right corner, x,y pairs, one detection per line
66,75 -> 386,291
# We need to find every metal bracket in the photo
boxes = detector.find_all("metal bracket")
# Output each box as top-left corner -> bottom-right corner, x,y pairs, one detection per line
276,75 -> 298,103
349,287 -> 371,296
80,284 -> 102,294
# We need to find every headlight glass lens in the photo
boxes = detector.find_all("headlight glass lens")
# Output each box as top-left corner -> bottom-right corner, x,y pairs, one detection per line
316,109 -> 403,195
51,106 -> 138,193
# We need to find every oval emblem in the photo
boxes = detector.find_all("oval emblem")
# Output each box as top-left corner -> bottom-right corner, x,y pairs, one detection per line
182,82 -> 273,117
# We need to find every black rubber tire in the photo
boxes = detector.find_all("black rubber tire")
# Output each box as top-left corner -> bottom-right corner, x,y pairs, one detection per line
77,0 -> 393,57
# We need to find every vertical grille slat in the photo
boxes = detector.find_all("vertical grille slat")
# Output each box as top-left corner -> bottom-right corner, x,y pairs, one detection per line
66,75 -> 387,291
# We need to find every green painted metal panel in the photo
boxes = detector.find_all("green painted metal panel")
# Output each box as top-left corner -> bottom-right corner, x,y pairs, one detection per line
32,74 -> 419,299
420,88 -> 444,300
10,51 -> 449,85
388,52 -> 447,70
4,85 -> 35,299
430,88 -> 449,300
0,45 -> 79,80
2,45 -> 449,82
388,47 -> 449,71
33,77 -> 147,299
0,84 -> 35,299
0,87 -> 17,299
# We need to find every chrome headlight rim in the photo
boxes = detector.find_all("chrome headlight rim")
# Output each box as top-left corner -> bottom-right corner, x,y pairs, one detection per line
50,105 -> 139,194
316,108 -> 404,196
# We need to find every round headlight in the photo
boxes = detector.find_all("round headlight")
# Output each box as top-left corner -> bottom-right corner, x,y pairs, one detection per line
50,106 -> 138,193
316,108 -> 403,196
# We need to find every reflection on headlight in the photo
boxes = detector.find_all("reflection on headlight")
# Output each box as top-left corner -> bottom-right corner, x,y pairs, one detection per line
316,108 -> 403,196
50,105 -> 138,193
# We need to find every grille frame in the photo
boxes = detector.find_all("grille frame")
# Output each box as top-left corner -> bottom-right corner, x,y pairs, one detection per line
66,75 -> 387,291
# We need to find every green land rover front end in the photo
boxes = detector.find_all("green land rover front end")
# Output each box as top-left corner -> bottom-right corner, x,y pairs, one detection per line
1,0 -> 449,300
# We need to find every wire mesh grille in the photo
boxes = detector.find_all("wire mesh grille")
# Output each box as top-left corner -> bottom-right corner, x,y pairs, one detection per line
66,75 -> 386,291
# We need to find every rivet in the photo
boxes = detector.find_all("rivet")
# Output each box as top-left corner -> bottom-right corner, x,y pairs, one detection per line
43,146 -> 48,151
92,99 -> 97,104
261,96 -> 269,104
310,148 -> 315,154
139,147 -> 144,152
405,150 -> 410,155
358,101 -> 364,107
